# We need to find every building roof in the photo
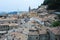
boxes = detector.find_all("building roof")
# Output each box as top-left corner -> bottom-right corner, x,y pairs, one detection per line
8,32 -> 28,40
0,23 -> 18,26
0,18 -> 17,21
39,29 -> 47,34
28,30 -> 39,35
28,28 -> 39,35
48,27 -> 60,35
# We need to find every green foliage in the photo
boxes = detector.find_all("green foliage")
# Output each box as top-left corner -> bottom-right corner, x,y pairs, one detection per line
57,14 -> 60,19
43,0 -> 60,10
43,0 -> 53,5
51,21 -> 60,27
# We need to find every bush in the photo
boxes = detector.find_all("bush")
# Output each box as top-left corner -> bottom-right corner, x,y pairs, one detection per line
51,21 -> 60,27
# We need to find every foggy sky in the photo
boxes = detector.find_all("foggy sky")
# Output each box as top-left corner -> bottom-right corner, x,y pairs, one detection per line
0,0 -> 44,12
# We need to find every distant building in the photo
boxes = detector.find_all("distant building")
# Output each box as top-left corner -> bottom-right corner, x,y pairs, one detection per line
0,13 -> 8,18
28,26 -> 60,40
28,29 -> 39,40
29,6 -> 31,12
37,5 -> 48,13
48,27 -> 60,40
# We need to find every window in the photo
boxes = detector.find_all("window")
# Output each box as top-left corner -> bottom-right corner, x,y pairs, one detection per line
55,38 -> 57,40
29,30 -> 34,32
12,21 -> 14,23
36,37 -> 38,39
15,21 -> 17,23
14,20 -> 17,23
18,38 -> 21,40
8,21 -> 10,23
29,37 -> 31,39
20,23 -> 23,24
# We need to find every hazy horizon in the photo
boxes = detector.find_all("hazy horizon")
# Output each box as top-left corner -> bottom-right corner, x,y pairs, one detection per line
0,0 -> 44,12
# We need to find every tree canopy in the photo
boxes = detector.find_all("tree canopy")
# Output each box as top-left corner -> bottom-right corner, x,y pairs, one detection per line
43,0 -> 60,10
51,21 -> 60,27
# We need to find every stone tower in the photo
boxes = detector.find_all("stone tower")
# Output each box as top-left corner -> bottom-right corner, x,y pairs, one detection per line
29,6 -> 31,12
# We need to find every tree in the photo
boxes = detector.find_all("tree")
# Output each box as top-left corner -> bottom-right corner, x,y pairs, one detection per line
43,0 -> 60,10
51,21 -> 60,27
57,14 -> 60,19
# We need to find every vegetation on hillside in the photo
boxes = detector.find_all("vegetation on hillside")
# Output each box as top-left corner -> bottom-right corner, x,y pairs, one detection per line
51,21 -> 60,27
43,0 -> 60,10
57,14 -> 60,19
